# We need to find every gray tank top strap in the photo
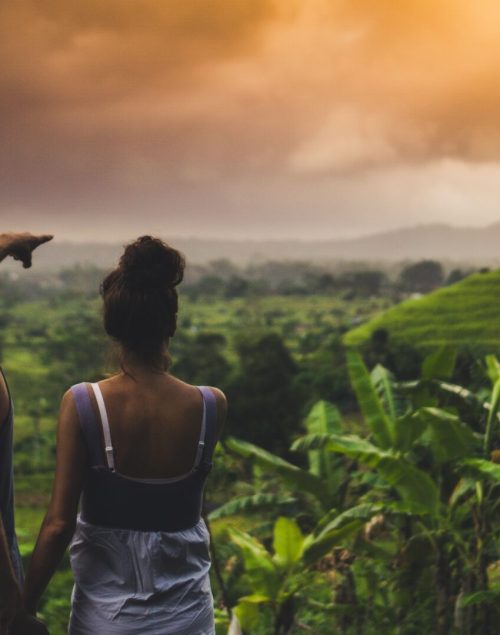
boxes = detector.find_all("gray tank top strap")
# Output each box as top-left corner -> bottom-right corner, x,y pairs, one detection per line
71,383 -> 105,468
197,386 -> 218,470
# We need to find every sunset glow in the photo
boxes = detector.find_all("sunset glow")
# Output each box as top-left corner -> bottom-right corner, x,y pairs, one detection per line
2,0 -> 500,240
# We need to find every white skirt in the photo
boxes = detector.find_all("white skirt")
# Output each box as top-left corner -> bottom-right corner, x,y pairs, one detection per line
68,515 -> 215,635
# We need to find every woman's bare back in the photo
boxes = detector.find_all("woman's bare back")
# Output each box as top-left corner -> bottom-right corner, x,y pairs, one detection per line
90,373 -> 226,480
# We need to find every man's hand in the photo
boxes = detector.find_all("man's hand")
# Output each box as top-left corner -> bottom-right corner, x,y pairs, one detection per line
8,612 -> 50,635
0,579 -> 21,635
0,233 -> 53,268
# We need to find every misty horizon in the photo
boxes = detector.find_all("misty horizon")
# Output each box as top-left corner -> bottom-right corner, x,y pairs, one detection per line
4,219 -> 500,246
4,222 -> 500,269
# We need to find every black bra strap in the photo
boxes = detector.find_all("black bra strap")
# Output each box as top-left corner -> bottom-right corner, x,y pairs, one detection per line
71,383 -> 105,467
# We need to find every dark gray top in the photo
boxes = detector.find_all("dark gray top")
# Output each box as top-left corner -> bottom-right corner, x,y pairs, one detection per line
71,383 -> 218,532
0,367 -> 23,583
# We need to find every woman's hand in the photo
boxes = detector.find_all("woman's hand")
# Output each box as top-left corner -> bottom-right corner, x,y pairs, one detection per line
0,233 -> 53,268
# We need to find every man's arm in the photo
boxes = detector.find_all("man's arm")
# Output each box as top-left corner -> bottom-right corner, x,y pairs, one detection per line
0,372 -> 19,632
0,517 -> 21,633
0,233 -> 53,269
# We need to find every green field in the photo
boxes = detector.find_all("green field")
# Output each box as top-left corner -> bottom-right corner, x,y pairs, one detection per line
345,269 -> 500,349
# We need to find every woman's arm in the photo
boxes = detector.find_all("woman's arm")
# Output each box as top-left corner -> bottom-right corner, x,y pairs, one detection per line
23,390 -> 85,615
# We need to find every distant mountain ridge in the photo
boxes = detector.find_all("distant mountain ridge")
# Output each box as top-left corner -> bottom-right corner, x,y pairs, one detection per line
6,223 -> 500,268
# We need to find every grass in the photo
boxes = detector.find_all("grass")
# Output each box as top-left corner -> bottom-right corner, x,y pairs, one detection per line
344,270 -> 500,350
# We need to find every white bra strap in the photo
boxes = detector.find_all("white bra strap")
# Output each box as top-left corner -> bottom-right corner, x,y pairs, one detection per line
193,394 -> 207,470
90,383 -> 115,471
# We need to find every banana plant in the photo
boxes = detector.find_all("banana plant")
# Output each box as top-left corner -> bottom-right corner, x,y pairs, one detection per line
293,349 -> 486,634
227,515 -> 368,635
224,399 -> 347,516
222,348 -> 499,634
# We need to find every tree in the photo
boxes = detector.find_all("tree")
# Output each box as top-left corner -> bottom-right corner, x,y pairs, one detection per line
171,332 -> 231,387
226,333 -> 305,452
445,268 -> 468,286
339,271 -> 386,297
399,260 -> 444,293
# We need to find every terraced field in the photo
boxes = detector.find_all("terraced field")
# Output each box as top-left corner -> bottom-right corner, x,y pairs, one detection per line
344,269 -> 500,350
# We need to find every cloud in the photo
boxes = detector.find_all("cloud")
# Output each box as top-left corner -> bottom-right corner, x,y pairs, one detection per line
2,0 -> 500,232
278,0 -> 500,172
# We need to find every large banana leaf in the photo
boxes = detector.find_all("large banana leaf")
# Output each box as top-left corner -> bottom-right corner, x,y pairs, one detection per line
462,458 -> 500,482
314,500 -> 430,536
272,517 -> 304,568
398,378 -> 477,408
434,380 -> 483,409
486,355 -> 500,384
225,437 -> 324,501
347,350 -> 393,448
294,433 -> 439,514
232,601 -> 262,633
314,502 -> 385,536
208,494 -> 296,520
304,498 -> 436,566
228,527 -> 280,598
484,378 -> 500,456
421,346 -> 457,380
305,400 -> 342,436
304,400 -> 345,506
392,413 -> 427,452
449,477 -> 477,508
304,400 -> 342,475
302,519 -> 364,566
399,379 -> 496,429
414,408 -> 477,464
371,364 -> 406,419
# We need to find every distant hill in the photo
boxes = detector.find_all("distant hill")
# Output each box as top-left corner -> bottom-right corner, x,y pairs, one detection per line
329,223 -> 500,262
344,270 -> 500,349
5,222 -> 500,269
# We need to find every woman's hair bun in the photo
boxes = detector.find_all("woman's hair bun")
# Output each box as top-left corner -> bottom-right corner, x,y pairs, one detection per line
119,235 -> 185,290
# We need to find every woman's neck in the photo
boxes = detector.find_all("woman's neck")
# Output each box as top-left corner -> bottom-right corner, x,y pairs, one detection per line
118,347 -> 169,381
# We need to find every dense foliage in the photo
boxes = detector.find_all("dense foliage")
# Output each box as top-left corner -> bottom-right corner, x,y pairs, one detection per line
2,264 -> 499,635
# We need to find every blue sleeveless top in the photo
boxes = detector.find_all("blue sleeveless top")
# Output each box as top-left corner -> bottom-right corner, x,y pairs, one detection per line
0,368 -> 23,583
70,383 -> 218,532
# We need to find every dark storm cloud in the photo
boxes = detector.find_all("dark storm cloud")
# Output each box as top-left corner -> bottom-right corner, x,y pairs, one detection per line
3,0 -> 500,238
1,0 -> 282,209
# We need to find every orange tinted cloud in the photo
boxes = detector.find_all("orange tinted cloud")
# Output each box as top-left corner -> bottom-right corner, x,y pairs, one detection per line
2,0 -> 500,236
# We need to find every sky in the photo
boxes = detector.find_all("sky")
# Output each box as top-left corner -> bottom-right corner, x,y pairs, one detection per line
2,0 -> 500,242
